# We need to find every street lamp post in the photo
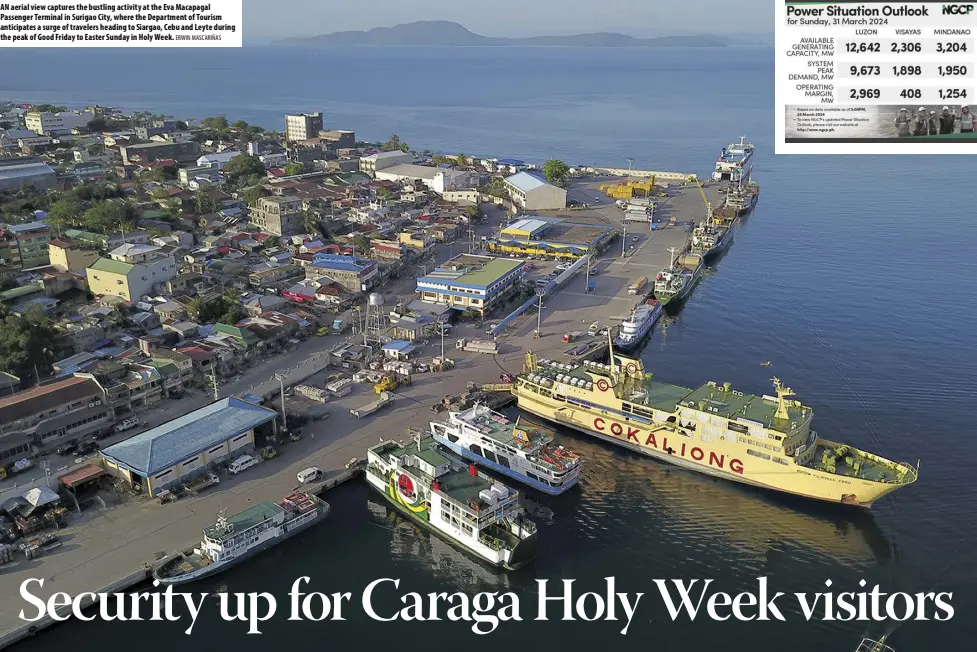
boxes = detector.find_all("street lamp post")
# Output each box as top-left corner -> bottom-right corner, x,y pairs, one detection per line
275,372 -> 288,432
535,290 -> 544,338
621,220 -> 628,258
627,158 -> 634,178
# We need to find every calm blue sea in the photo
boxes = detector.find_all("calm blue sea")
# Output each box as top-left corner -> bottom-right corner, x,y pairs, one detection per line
3,46 -> 976,650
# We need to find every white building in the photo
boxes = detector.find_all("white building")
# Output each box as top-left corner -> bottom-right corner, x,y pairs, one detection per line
196,151 -> 241,171
359,151 -> 413,174
25,111 -> 94,136
259,152 -> 287,168
284,112 -> 323,142
375,164 -> 473,194
503,171 -> 567,211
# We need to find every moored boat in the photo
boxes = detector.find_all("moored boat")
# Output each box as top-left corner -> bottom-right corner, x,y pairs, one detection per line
653,248 -> 703,307
690,220 -> 734,260
613,299 -> 663,352
509,348 -> 918,507
153,492 -> 330,585
431,403 -> 582,495
712,136 -> 754,183
366,432 -> 538,570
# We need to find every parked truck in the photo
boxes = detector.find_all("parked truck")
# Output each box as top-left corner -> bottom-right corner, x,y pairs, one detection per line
350,391 -> 392,418
331,318 -> 346,335
628,276 -> 649,296
183,472 -> 220,495
455,338 -> 498,354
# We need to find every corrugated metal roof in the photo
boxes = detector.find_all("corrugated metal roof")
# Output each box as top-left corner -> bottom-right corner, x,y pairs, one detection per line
506,218 -> 549,234
504,171 -> 548,192
100,397 -> 277,475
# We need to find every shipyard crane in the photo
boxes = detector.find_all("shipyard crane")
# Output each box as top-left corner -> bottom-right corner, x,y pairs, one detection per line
690,175 -> 715,224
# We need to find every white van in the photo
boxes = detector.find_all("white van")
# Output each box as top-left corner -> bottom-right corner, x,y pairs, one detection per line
228,455 -> 256,475
296,467 -> 323,484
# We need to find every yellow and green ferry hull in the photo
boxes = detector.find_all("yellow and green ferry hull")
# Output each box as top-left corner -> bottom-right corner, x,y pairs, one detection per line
514,391 -> 913,508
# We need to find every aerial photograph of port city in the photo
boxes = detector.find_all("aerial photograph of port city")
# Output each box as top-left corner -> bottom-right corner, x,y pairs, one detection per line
0,1 -> 973,651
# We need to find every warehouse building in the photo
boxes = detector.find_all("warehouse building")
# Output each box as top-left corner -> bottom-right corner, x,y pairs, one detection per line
99,397 -> 278,496
486,217 -> 613,260
416,254 -> 524,316
503,171 -> 567,211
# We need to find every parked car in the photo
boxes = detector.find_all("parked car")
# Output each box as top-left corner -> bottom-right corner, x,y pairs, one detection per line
297,467 -> 323,484
632,235 -> 639,243
77,440 -> 99,455
228,455 -> 256,475
114,417 -> 140,433
56,443 -> 78,456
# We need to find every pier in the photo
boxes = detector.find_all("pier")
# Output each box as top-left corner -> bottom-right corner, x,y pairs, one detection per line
0,177 -> 728,648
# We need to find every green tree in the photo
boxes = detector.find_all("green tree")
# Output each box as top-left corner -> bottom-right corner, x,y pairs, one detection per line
86,143 -> 105,156
201,115 -> 229,130
351,234 -> 371,255
283,162 -> 305,176
231,120 -> 251,132
243,185 -> 269,206
375,187 -> 395,201
82,199 -> 131,233
31,104 -> 66,113
222,154 -> 265,182
457,153 -> 466,165
0,306 -> 57,383
542,159 -> 570,186
47,197 -> 84,233
87,116 -> 109,132
195,190 -> 218,215
380,134 -> 409,153
302,210 -> 320,234
174,120 -> 189,131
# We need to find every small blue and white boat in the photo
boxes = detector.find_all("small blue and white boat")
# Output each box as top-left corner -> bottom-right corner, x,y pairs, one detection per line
431,404 -> 582,495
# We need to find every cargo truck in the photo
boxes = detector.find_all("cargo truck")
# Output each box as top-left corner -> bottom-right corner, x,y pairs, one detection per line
628,276 -> 648,295
455,338 -> 498,354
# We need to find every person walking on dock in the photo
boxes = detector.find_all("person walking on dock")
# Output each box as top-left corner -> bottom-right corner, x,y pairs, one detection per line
939,106 -> 956,135
959,106 -> 975,134
894,108 -> 911,137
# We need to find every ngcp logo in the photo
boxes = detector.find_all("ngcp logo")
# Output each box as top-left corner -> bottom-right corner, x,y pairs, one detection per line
943,4 -> 975,14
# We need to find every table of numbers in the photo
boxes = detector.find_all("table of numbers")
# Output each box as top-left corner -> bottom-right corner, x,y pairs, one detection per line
776,1 -> 977,154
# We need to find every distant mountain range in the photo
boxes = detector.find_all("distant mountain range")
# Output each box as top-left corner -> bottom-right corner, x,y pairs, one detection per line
279,21 -> 742,48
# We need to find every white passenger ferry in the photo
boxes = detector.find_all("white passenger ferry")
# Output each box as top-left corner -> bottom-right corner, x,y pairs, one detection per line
712,136 -> 755,183
430,403 -> 582,495
153,492 -> 330,585
366,432 -> 538,570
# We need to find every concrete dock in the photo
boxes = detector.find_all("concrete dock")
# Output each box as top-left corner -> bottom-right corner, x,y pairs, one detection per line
0,178 -> 726,648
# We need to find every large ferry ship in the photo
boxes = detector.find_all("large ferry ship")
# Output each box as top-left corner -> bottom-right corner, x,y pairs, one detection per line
366,432 -> 538,569
613,299 -> 663,352
153,492 -> 330,585
430,403 -> 583,495
712,136 -> 754,183
511,348 -> 918,507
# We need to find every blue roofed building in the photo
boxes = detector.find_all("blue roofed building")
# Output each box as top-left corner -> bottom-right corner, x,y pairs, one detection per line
99,397 -> 278,496
503,171 -> 567,211
303,253 -> 378,293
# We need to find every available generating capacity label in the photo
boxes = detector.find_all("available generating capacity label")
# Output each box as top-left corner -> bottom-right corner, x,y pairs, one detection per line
0,1 -> 242,47
776,1 -> 977,153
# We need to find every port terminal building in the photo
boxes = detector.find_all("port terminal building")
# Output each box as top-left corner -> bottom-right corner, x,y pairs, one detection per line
485,217 -> 613,260
98,397 -> 278,496
415,254 -> 524,317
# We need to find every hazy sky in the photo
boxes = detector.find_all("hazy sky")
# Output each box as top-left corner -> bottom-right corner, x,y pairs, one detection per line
242,0 -> 771,40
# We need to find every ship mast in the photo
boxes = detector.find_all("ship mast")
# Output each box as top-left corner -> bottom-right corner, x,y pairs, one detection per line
667,246 -> 678,269
771,377 -> 795,421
